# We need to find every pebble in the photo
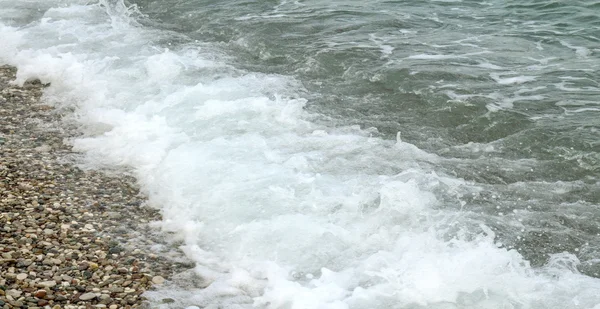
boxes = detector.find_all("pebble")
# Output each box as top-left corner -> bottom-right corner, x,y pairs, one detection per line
16,273 -> 28,280
34,290 -> 47,298
39,280 -> 57,288
6,289 -> 22,298
79,292 -> 97,301
152,276 -> 166,285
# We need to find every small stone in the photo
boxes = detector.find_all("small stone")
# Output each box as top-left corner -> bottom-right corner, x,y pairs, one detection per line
162,298 -> 175,303
55,295 -> 67,301
34,289 -> 47,298
109,305 -> 118,309
7,289 -> 22,298
16,273 -> 28,280
89,262 -> 99,270
79,292 -> 97,301
151,276 -> 165,285
106,212 -> 121,219
39,280 -> 56,288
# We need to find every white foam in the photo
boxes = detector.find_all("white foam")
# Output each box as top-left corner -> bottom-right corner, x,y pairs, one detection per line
408,54 -> 461,60
560,40 -> 591,58
2,1 -> 600,308
476,62 -> 504,70
490,73 -> 537,85
407,51 -> 490,61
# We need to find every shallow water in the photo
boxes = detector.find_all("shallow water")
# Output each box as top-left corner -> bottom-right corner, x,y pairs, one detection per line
1,0 -> 600,308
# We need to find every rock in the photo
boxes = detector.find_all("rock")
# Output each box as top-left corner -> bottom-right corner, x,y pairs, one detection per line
7,289 -> 22,298
20,259 -> 33,267
151,276 -> 165,285
0,258 -> 16,264
16,273 -> 28,280
106,212 -> 122,219
79,292 -> 97,301
99,294 -> 111,300
39,280 -> 56,288
89,262 -> 99,270
55,295 -> 67,301
34,289 -> 47,298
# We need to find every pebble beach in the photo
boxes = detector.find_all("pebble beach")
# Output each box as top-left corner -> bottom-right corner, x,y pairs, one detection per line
0,65 -> 188,309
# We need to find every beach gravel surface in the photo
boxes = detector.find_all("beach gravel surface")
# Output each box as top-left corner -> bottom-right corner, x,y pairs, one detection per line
0,65 -> 191,308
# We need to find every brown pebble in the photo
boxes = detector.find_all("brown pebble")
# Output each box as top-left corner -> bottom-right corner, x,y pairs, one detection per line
34,289 -> 47,298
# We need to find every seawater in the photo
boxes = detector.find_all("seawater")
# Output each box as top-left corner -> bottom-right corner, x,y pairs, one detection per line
1,0 -> 600,308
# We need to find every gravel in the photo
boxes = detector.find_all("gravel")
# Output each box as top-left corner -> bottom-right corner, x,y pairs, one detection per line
0,65 -> 192,308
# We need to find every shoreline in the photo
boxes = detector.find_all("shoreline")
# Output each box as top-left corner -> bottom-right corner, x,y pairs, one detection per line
0,65 -> 190,308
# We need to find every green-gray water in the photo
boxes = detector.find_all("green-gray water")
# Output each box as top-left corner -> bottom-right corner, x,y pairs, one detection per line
136,0 -> 600,271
